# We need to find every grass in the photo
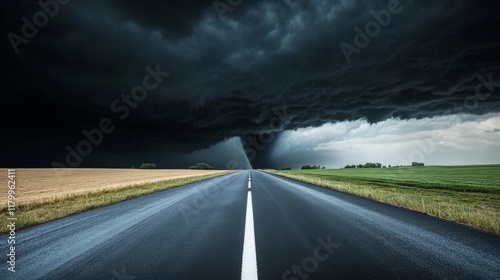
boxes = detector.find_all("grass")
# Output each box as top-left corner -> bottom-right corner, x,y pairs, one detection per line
266,165 -> 500,234
1,171 -> 233,234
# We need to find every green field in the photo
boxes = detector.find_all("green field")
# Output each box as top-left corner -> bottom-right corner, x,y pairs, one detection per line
267,165 -> 500,234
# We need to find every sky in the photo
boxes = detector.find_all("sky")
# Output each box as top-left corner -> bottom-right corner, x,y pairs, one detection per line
1,0 -> 499,169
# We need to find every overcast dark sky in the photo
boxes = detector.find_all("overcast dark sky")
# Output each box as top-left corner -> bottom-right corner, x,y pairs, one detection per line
1,0 -> 499,169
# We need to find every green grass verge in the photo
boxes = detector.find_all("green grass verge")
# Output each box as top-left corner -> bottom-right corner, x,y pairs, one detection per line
265,165 -> 500,234
1,171 -> 234,234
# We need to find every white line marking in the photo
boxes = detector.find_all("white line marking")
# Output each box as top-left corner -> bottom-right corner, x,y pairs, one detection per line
241,179 -> 258,280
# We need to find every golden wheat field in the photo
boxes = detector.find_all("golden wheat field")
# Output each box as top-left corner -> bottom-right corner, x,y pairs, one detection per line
0,168 -> 227,208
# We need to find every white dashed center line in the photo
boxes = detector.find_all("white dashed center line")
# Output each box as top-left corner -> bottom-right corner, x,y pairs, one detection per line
241,173 -> 258,280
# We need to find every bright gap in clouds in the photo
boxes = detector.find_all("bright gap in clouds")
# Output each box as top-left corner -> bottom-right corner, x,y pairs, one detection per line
271,113 -> 500,169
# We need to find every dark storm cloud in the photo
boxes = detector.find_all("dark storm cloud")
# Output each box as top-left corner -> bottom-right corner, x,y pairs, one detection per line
1,0 -> 499,168
104,0 -> 212,38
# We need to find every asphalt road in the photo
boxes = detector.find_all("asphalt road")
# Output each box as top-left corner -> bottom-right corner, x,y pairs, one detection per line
1,170 -> 499,279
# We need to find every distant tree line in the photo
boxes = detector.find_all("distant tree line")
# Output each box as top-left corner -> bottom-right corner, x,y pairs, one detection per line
344,162 -> 425,169
301,165 -> 325,170
344,162 -> 382,169
139,163 -> 157,169
189,163 -> 214,170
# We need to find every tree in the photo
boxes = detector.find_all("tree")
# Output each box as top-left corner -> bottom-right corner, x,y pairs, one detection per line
139,163 -> 157,169
189,163 -> 214,170
343,162 -> 385,169
301,165 -> 321,169
412,162 -> 425,167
